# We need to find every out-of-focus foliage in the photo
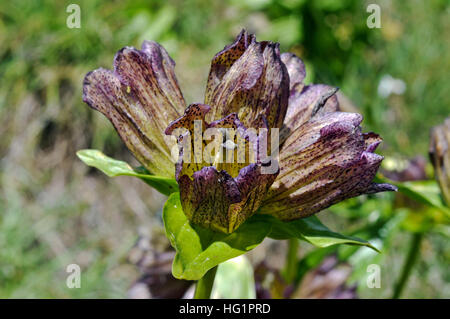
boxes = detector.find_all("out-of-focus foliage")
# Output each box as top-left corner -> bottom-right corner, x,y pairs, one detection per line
0,0 -> 448,298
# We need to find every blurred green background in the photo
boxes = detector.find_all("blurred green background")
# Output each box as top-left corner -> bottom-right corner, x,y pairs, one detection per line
0,0 -> 448,298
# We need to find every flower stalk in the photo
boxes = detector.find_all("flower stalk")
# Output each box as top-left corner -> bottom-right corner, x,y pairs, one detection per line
283,238 -> 299,283
194,266 -> 218,299
392,232 -> 423,299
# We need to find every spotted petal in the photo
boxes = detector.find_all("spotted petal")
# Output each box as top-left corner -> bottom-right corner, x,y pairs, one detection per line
281,84 -> 340,143
281,52 -> 306,91
205,29 -> 255,104
259,112 -> 397,220
166,104 -> 278,233
205,31 -> 289,130
278,51 -> 340,142
83,41 -> 185,178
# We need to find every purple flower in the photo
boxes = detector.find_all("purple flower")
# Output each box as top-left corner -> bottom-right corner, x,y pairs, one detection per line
429,117 -> 450,205
83,30 -> 396,233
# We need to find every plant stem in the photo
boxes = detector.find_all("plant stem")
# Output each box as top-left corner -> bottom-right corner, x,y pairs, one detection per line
392,232 -> 423,299
284,238 -> 299,283
194,266 -> 218,299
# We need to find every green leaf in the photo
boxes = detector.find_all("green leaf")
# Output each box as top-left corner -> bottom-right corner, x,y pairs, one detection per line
211,255 -> 256,299
76,149 -> 178,196
163,193 -> 271,280
162,194 -> 381,281
375,175 -> 450,218
259,214 -> 379,252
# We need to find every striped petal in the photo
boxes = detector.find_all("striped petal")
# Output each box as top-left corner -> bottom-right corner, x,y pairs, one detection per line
83,41 -> 185,177
281,52 -> 306,91
205,31 -> 289,130
205,29 -> 255,104
282,84 -> 340,142
259,112 -> 396,220
278,52 -> 340,143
